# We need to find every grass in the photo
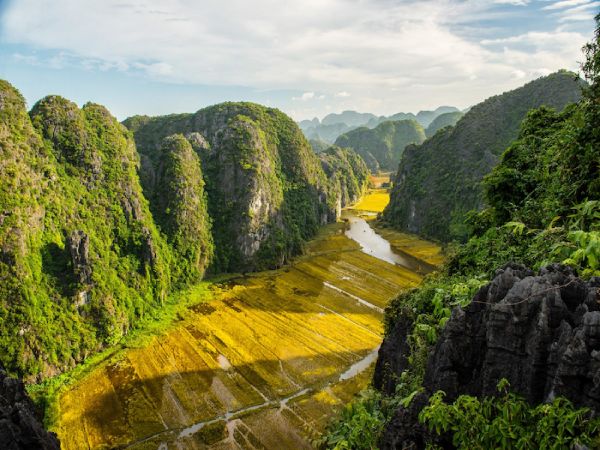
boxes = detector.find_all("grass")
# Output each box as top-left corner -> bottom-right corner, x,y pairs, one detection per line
27,281 -> 216,431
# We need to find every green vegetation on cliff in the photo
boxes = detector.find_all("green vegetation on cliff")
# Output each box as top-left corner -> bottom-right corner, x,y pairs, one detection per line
384,70 -> 584,242
309,138 -> 330,153
335,120 -> 426,172
0,89 -> 372,381
0,87 -> 184,379
125,102 -> 368,273
144,134 -> 214,284
319,145 -> 370,209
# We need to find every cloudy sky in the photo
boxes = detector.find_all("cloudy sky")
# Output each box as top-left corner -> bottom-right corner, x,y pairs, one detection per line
0,0 -> 597,121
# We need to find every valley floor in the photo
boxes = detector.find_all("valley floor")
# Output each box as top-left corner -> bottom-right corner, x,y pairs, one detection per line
54,190 -> 441,449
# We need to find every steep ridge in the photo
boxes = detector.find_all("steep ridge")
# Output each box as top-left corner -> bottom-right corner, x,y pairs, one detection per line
143,134 -> 214,284
334,120 -> 426,172
383,71 -> 584,242
319,145 -> 370,215
125,102 -> 367,273
0,82 -> 182,379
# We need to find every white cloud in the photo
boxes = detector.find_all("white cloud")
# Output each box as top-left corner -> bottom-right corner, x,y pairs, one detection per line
543,0 -> 591,10
292,91 -> 315,101
556,1 -> 600,22
0,0 -> 593,119
494,0 -> 530,5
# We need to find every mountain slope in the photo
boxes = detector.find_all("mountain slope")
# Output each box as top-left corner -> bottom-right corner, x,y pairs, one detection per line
425,111 -> 464,137
383,71 -> 584,242
125,102 -> 365,273
334,120 -> 426,172
321,110 -> 377,127
143,134 -> 214,283
319,145 -> 370,213
0,82 -> 184,379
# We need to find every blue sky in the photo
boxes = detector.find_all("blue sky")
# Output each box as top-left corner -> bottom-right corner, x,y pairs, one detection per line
0,0 -> 597,121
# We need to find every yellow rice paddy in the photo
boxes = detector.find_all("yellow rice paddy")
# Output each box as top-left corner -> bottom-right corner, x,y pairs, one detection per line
54,193 -> 441,449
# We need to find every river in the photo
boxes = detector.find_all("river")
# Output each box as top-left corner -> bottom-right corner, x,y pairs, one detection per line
54,199 -> 440,449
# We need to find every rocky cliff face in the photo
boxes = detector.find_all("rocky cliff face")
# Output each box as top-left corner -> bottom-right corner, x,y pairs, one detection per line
125,102 -> 365,273
0,369 -> 60,450
0,80 -> 183,379
383,71 -> 584,242
334,119 -> 426,172
319,145 -> 370,217
375,264 -> 600,448
144,134 -> 213,283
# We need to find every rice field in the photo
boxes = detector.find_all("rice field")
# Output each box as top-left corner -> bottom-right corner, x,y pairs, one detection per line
54,213 -> 440,449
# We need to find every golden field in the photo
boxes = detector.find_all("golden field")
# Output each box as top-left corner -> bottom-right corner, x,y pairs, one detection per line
54,203 -> 441,449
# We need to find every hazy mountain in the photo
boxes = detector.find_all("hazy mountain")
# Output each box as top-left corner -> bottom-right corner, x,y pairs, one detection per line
335,119 -> 426,172
425,111 -> 464,137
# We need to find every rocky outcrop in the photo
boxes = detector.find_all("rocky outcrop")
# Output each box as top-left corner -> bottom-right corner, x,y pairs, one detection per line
0,369 -> 60,449
124,102 -> 363,273
67,230 -> 92,285
376,264 -> 600,449
319,145 -> 370,218
145,135 -> 213,282
0,80 -> 174,379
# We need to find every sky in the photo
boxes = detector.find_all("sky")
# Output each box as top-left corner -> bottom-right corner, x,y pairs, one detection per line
0,0 -> 597,121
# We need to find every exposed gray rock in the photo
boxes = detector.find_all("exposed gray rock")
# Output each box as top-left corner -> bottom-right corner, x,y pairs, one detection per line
185,131 -> 210,152
0,369 -> 60,450
376,264 -> 600,449
67,230 -> 92,285
141,226 -> 157,269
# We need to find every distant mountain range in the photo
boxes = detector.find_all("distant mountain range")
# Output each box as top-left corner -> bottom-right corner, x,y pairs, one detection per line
298,106 -> 461,144
334,120 -> 426,172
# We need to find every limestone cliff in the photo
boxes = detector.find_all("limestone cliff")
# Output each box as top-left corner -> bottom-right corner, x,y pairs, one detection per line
0,81 -> 179,379
125,102 -> 367,272
375,264 -> 600,448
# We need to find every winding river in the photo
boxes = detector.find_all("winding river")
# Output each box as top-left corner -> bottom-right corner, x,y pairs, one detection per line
55,196 -> 441,450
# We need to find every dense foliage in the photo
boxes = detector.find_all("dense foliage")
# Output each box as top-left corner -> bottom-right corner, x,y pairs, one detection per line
0,87 -> 182,379
384,70 -> 584,242
309,138 -> 331,153
420,381 -> 600,450
145,134 -> 214,284
322,17 -> 600,448
335,120 -> 426,172
319,145 -> 370,208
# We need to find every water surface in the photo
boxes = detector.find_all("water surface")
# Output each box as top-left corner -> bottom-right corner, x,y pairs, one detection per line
345,215 -> 419,271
